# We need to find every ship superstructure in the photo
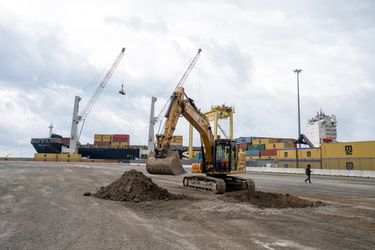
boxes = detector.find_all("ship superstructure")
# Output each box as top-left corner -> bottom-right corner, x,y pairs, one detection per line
306,110 -> 337,147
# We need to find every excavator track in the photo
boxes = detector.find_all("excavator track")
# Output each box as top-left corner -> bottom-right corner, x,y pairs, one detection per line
183,175 -> 255,194
183,176 -> 226,194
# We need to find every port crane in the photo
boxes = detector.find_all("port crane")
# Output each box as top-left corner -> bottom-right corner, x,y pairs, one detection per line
148,49 -> 202,151
64,48 -> 126,154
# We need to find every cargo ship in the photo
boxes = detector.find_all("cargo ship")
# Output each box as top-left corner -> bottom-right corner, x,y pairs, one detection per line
30,133 -> 146,160
30,133 -> 194,160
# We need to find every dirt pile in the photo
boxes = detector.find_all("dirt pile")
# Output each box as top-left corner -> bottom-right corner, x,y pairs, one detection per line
219,189 -> 325,209
93,169 -> 186,202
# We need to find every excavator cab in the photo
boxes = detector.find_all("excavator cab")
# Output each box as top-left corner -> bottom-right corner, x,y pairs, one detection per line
213,139 -> 235,172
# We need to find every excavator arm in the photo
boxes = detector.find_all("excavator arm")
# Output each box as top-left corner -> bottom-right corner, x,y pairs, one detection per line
147,87 -> 215,175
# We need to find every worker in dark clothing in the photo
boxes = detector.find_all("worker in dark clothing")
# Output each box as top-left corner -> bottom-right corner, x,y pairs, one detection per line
305,164 -> 312,183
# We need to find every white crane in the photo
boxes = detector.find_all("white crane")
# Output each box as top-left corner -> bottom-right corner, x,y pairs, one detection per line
155,49 -> 202,132
63,48 -> 126,154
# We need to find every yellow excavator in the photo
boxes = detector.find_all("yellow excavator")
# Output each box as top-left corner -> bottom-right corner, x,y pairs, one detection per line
146,87 -> 255,194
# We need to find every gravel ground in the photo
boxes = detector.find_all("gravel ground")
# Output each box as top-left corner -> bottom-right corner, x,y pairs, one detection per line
0,161 -> 374,250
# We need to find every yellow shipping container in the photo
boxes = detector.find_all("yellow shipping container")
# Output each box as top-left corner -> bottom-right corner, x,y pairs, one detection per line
265,142 -> 295,150
111,142 -> 129,146
260,155 -> 277,159
172,135 -> 183,140
246,156 -> 260,159
277,159 -> 321,169
252,138 -> 277,145
277,149 -> 297,159
322,158 -> 374,171
94,134 -> 112,142
322,141 -> 375,158
277,160 -> 297,168
297,148 -> 321,159
34,153 -> 58,161
57,153 -> 81,162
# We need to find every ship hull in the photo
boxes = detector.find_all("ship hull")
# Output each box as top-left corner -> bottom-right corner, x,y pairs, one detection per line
31,138 -> 140,160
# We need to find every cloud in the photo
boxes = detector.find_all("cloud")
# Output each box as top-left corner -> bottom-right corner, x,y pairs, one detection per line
1,0 -> 375,157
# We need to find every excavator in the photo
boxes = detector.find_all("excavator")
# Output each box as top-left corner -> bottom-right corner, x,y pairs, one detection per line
146,87 -> 255,194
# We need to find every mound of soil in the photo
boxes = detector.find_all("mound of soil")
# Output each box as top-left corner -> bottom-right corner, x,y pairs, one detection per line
219,189 -> 325,209
93,169 -> 186,202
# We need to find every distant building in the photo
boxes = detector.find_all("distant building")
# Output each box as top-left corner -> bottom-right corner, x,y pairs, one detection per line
306,110 -> 337,147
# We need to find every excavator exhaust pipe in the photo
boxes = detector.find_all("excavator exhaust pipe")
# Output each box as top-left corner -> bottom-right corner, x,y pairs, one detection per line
146,150 -> 186,175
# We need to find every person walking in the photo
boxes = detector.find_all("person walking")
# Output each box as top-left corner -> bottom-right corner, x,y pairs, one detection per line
305,164 -> 312,183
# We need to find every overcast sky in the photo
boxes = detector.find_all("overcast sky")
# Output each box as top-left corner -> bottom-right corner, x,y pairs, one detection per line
1,0 -> 374,157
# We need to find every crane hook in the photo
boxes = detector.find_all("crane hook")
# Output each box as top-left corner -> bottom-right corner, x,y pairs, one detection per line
119,84 -> 126,95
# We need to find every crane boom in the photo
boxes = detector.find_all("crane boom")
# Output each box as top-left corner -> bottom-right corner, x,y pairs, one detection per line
155,49 -> 202,129
176,48 -> 202,89
80,47 -> 126,120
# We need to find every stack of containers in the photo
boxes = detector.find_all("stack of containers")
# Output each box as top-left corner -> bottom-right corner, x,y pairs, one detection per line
112,134 -> 130,146
261,142 -> 296,159
237,137 -> 253,156
94,134 -> 112,147
321,141 -> 375,170
277,148 -> 321,169
57,153 -> 81,162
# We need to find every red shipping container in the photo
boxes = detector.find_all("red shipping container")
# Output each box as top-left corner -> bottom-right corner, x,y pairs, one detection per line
260,149 -> 278,156
112,134 -> 130,142
238,143 -> 250,150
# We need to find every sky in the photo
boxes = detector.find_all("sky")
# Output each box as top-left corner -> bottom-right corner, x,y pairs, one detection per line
1,0 -> 374,157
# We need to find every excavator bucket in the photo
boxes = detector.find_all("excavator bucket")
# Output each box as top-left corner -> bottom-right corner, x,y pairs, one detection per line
146,150 -> 186,175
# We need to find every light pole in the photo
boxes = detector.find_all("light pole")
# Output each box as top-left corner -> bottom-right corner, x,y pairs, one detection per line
293,69 -> 302,168
293,69 -> 303,145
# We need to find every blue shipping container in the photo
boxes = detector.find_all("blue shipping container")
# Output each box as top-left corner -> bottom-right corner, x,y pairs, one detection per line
244,150 -> 260,156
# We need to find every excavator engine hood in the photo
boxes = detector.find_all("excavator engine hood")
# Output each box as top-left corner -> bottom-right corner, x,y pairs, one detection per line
146,150 -> 186,175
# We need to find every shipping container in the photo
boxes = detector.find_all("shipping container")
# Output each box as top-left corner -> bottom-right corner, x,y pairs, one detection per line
244,150 -> 260,156
112,134 -> 130,139
261,155 -> 277,159
321,141 -> 375,158
94,141 -> 111,147
252,138 -> 277,145
112,134 -> 130,143
57,153 -> 81,162
265,142 -> 295,150
297,148 -> 321,158
34,153 -> 58,161
322,158 -> 374,171
277,159 -> 321,169
238,143 -> 251,150
94,134 -> 112,142
277,149 -> 297,159
247,144 -> 265,150
111,142 -> 129,146
246,156 -> 260,160
260,149 -> 277,156
236,137 -> 252,143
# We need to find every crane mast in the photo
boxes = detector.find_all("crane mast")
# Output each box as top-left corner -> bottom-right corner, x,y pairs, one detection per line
65,48 -> 126,154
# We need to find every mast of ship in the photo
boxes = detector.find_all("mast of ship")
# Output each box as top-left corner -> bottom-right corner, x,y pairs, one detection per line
48,122 -> 53,138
